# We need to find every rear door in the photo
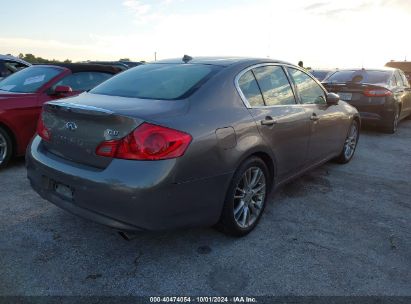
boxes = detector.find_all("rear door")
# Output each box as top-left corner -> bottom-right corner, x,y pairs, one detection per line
237,64 -> 311,180
287,67 -> 347,164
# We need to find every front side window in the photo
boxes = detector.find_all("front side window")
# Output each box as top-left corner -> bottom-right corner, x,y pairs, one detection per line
0,66 -> 61,93
288,68 -> 326,105
91,63 -> 221,100
53,72 -> 113,92
252,66 -> 296,106
238,70 -> 264,107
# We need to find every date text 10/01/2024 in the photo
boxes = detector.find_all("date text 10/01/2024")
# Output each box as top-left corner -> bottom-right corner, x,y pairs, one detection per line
149,297 -> 257,303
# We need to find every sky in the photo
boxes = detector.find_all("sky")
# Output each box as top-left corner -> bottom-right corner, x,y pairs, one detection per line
0,0 -> 410,68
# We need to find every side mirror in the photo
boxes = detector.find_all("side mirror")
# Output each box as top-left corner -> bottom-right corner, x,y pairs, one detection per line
326,92 -> 339,105
53,85 -> 73,95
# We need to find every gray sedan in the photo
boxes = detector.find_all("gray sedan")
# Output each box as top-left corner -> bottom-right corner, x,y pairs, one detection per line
26,57 -> 360,236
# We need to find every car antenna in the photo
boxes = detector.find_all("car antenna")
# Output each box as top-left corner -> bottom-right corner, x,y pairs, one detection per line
182,54 -> 193,63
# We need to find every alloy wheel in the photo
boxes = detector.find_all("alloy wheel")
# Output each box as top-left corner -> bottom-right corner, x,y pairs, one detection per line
393,110 -> 399,132
343,123 -> 358,160
233,167 -> 266,229
0,132 -> 8,165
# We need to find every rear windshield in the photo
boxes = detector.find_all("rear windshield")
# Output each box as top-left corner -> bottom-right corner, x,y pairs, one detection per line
325,70 -> 391,84
0,66 -> 61,93
90,63 -> 221,100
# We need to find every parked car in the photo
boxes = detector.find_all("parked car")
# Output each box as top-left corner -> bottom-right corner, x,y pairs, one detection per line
0,55 -> 31,81
309,69 -> 335,82
85,61 -> 143,70
323,68 -> 411,133
385,61 -> 411,82
0,63 -> 121,168
26,57 -> 360,237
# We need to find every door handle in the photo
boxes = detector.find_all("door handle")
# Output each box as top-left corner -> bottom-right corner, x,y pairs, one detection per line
310,113 -> 320,121
261,116 -> 277,126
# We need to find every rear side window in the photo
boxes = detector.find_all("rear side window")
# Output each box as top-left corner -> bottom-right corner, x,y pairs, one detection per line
288,68 -> 326,105
238,70 -> 264,107
91,63 -> 221,100
53,71 -> 113,91
326,70 -> 391,84
252,66 -> 296,106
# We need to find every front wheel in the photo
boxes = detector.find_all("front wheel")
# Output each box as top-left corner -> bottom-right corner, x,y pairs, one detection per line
335,120 -> 359,164
0,127 -> 13,169
217,157 -> 269,237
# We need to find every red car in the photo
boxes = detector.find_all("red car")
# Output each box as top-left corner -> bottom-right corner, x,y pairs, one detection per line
0,63 -> 121,168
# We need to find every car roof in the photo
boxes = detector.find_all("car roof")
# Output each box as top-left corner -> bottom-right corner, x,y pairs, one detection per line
310,69 -> 334,72
331,68 -> 396,74
31,63 -> 122,74
153,56 -> 291,67
0,54 -> 31,66
385,61 -> 411,72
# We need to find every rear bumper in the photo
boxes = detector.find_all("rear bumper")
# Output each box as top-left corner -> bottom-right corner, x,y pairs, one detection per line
347,102 -> 395,125
26,136 -> 232,231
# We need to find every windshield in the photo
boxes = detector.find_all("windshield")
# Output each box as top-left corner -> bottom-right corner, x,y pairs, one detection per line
325,70 -> 391,84
0,66 -> 62,93
90,63 -> 221,100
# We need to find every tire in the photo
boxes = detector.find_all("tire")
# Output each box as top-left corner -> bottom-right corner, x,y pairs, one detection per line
0,127 -> 13,169
381,105 -> 400,134
216,157 -> 269,237
335,120 -> 359,164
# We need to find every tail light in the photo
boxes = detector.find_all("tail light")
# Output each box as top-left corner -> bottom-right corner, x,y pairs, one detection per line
36,113 -> 51,142
363,88 -> 392,97
96,123 -> 192,160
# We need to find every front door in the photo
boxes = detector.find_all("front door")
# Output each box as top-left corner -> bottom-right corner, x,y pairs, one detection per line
286,67 -> 347,164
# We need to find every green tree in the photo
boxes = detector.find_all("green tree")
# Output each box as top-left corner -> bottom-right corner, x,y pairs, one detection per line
16,53 -> 72,64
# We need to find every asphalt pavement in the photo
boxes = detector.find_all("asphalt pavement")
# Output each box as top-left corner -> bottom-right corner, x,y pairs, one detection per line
0,121 -> 410,296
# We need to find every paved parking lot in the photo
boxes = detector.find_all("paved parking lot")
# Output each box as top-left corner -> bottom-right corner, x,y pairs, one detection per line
0,121 -> 410,296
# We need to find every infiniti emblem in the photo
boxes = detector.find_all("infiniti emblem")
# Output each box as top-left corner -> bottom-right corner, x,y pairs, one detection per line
65,122 -> 78,131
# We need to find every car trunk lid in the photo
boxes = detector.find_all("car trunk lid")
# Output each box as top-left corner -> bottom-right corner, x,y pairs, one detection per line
42,101 -> 142,169
322,82 -> 389,102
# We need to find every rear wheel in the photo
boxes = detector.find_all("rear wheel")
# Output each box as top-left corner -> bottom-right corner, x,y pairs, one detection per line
0,127 -> 13,169
382,106 -> 400,134
335,120 -> 359,164
217,157 -> 269,237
